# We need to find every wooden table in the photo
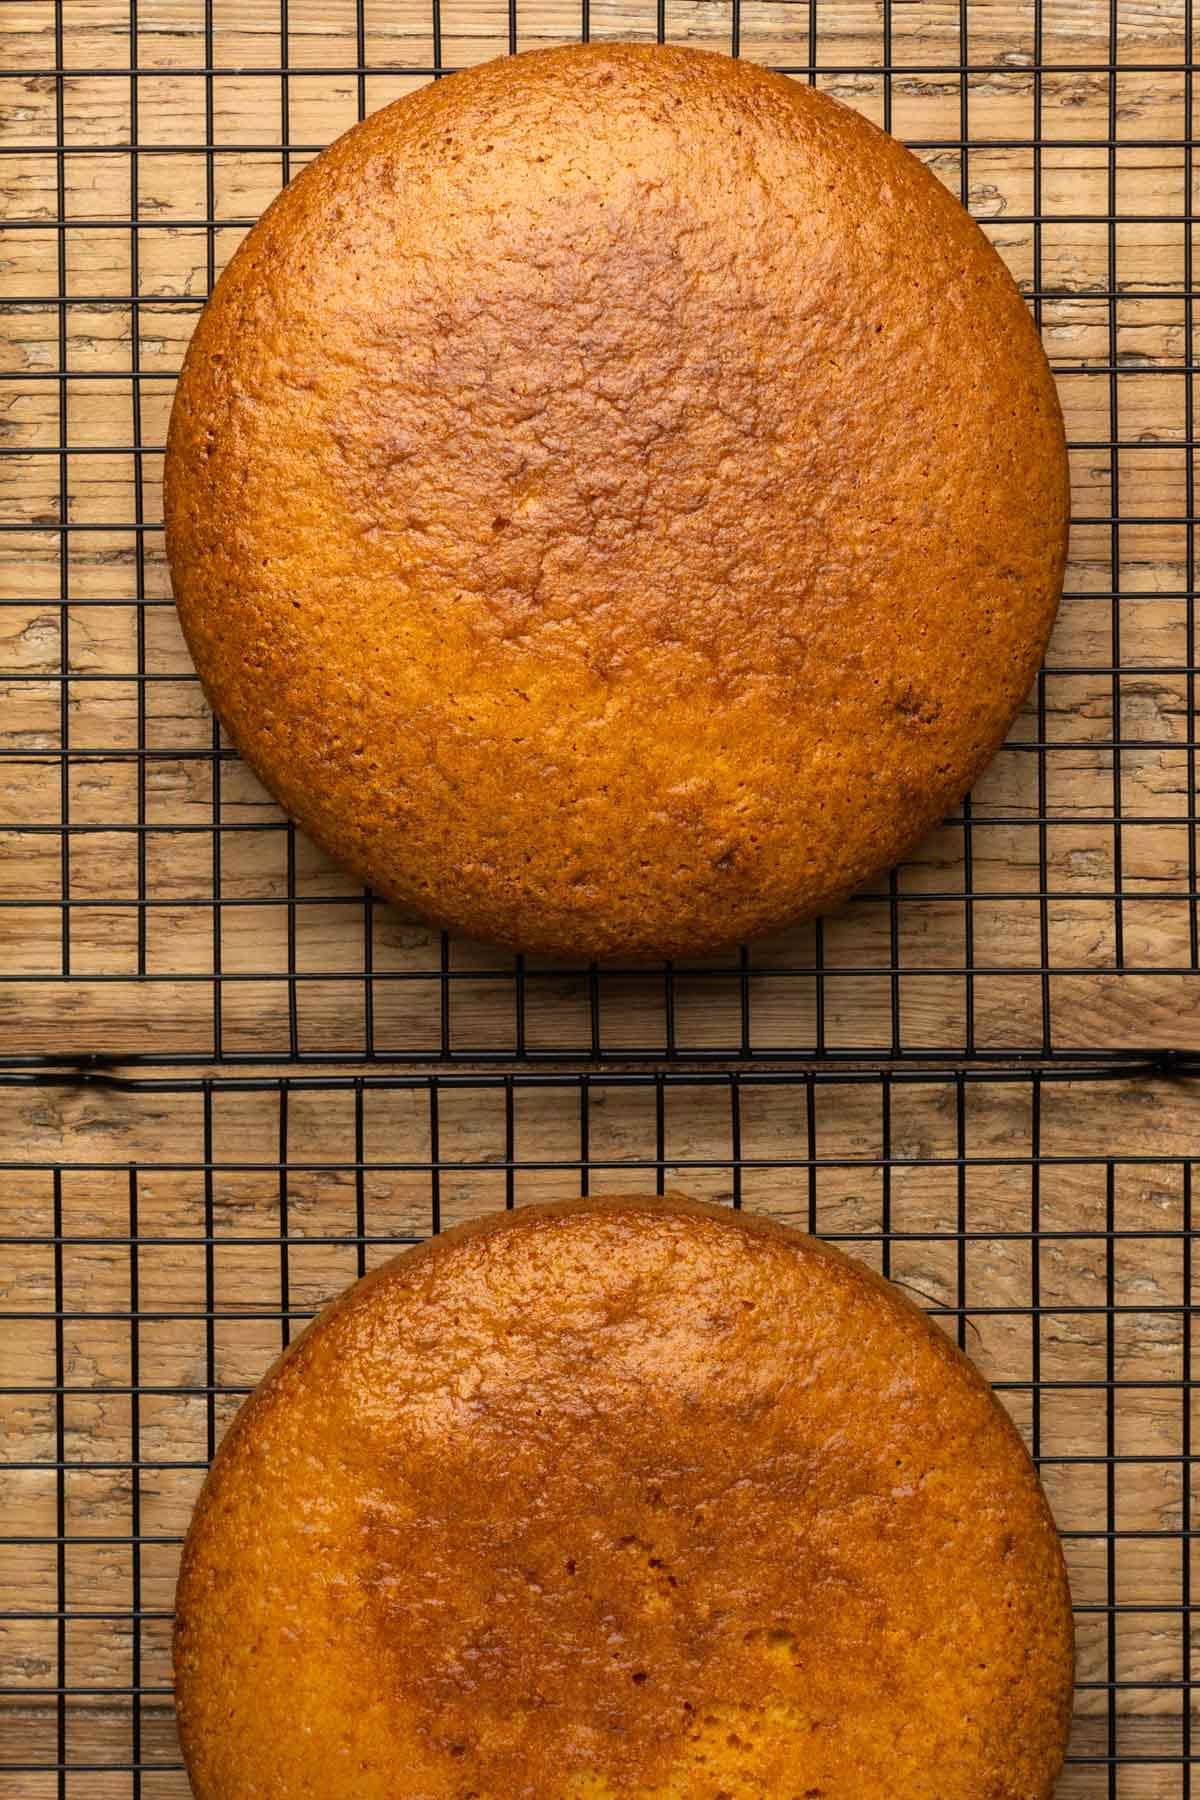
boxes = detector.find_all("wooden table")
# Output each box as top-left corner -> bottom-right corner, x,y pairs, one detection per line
1,0 -> 1197,1791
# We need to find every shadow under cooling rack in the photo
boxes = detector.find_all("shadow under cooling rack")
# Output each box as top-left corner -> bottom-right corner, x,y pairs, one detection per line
0,1063 -> 1197,1795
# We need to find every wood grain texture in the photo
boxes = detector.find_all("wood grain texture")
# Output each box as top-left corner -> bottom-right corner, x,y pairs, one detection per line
0,0 -> 1197,1056
0,0 -> 1196,1791
0,1070 -> 1198,1794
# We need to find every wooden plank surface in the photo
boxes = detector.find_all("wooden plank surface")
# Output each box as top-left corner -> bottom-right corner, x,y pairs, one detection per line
1,0 -> 1198,1059
0,0 -> 1197,1791
0,1068 -> 1197,1795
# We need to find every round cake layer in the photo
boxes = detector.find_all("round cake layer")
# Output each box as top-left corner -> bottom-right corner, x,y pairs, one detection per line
174,1195 -> 1074,1799
165,43 -> 1067,961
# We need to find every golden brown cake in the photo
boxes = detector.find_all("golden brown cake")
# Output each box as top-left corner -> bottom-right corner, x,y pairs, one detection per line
174,1195 -> 1074,1799
164,43 -> 1067,962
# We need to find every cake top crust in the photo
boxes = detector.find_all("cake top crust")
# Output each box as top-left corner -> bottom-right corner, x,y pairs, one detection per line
166,43 -> 1068,959
174,1193 -> 1075,1799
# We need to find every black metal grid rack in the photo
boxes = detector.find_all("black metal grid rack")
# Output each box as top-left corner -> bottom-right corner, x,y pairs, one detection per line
2,0 -> 1199,1794
0,0 -> 1198,1066
0,1062 -> 1198,1795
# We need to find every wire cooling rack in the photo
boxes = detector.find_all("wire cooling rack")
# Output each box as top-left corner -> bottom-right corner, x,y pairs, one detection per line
1,1 -> 1199,1798
0,1063 -> 1195,1795
1,0 -> 1198,1065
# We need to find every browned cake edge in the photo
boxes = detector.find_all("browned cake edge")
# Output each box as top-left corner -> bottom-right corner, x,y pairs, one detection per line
164,44 -> 1069,962
174,1194 -> 1075,1796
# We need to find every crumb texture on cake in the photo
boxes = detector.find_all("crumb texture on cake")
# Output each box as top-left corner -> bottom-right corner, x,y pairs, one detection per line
165,43 -> 1068,961
174,1194 -> 1074,1799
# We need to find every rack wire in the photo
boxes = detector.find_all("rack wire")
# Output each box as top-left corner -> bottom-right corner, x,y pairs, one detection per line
0,1063 -> 1195,1794
1,0 -> 1198,1795
1,0 -> 1198,1066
